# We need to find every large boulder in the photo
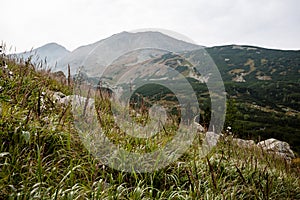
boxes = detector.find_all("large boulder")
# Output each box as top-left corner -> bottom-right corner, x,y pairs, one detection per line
257,138 -> 295,161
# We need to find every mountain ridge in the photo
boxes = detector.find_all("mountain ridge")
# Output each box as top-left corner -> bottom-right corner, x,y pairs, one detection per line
56,31 -> 202,75
14,31 -> 300,77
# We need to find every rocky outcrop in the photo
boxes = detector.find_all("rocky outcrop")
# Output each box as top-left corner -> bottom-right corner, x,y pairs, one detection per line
257,138 -> 295,162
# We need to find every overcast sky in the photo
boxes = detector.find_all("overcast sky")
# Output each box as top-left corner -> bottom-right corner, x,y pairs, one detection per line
1,0 -> 300,53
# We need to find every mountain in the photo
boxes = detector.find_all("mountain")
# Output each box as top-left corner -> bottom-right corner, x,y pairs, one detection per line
15,43 -> 70,68
57,31 -> 202,76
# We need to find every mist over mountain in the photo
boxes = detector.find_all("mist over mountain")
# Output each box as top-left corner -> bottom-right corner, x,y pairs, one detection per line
15,31 -> 299,81
15,43 -> 70,68
56,31 -> 202,76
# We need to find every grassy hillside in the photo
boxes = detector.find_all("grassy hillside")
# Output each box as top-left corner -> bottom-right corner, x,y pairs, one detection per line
0,55 -> 299,199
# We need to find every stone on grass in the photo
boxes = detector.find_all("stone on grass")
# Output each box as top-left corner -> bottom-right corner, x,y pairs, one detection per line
257,138 -> 295,162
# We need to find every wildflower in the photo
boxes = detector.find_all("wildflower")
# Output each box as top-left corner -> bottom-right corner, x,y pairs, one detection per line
226,126 -> 232,135
9,71 -> 13,79
21,131 -> 30,143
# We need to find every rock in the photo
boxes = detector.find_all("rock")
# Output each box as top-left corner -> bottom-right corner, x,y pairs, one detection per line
205,131 -> 220,147
52,91 -> 66,103
257,138 -> 295,161
50,92 -> 95,114
193,115 -> 205,132
232,138 -> 255,148
60,95 -> 93,106
200,131 -> 221,155
194,121 -> 205,132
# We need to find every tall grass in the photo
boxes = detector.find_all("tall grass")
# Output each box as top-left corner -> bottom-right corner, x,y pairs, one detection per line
0,55 -> 299,199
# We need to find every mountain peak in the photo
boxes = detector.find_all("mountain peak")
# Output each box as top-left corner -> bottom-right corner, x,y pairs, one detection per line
57,30 -> 202,76
39,42 -> 69,52
110,31 -> 198,46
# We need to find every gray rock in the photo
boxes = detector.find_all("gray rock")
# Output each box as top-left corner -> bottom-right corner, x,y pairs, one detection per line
61,95 -> 94,107
52,91 -> 66,102
257,138 -> 295,161
193,115 -> 205,132
51,93 -> 95,115
205,131 -> 220,147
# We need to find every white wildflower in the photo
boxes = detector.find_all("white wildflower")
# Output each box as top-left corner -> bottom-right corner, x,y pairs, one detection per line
21,131 -> 30,143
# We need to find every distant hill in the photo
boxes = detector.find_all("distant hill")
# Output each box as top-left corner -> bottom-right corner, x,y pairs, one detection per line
15,43 -> 70,68
15,31 -> 202,76
57,31 -> 202,76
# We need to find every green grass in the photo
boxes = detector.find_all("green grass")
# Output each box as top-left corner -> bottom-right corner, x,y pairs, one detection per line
0,56 -> 299,199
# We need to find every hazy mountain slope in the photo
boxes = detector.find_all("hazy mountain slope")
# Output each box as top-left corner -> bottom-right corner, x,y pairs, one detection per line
57,31 -> 202,76
16,43 -> 70,68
